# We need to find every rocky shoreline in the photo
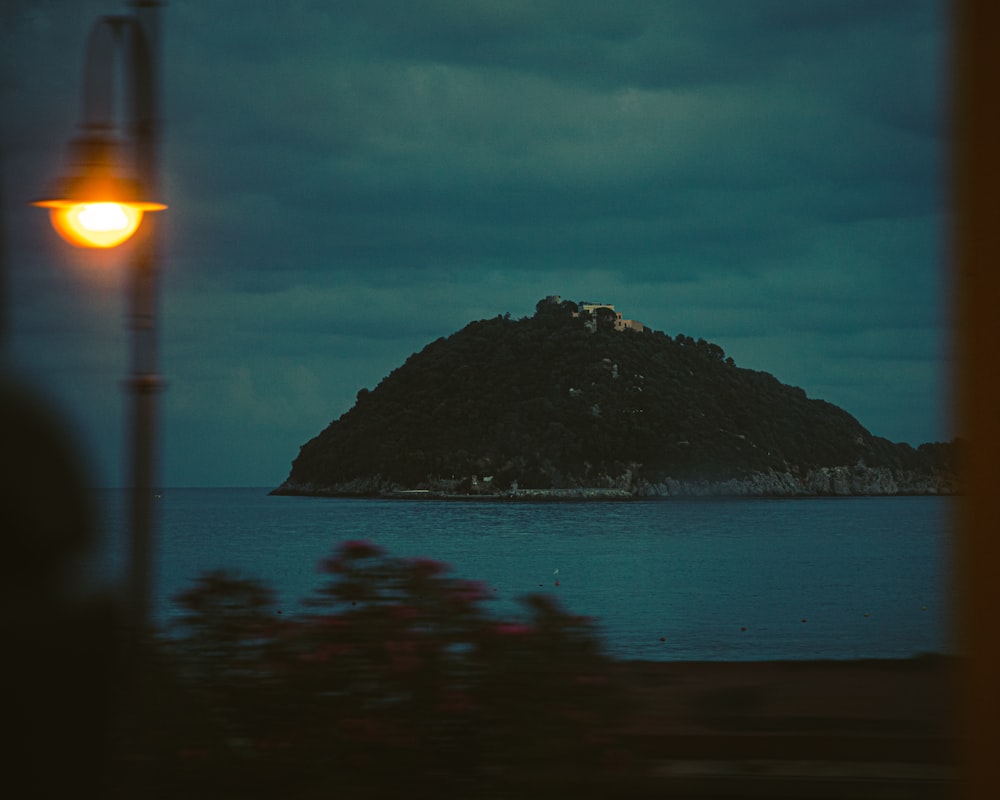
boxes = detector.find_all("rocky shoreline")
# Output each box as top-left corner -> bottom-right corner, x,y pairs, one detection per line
633,464 -> 958,498
272,464 -> 959,499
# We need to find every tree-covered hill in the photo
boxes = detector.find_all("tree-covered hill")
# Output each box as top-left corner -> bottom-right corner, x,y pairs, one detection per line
274,298 -> 958,497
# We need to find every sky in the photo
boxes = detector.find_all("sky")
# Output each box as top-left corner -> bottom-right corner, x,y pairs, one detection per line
2,0 -> 952,488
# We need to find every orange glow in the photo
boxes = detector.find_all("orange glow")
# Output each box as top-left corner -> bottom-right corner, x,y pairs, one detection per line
49,202 -> 145,248
33,130 -> 167,247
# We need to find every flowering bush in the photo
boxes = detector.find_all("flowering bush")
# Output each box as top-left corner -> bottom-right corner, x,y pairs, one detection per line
125,540 -> 630,798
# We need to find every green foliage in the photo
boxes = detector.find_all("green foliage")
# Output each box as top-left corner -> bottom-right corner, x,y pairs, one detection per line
283,299 -> 956,492
121,541 -> 627,798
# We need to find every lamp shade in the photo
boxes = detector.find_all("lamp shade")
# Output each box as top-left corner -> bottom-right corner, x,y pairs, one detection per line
33,131 -> 166,248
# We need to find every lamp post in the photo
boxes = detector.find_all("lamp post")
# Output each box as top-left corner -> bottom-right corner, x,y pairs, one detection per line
33,1 -> 166,636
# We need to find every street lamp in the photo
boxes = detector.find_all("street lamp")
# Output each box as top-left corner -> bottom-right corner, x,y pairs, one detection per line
33,1 -> 166,635
33,131 -> 166,248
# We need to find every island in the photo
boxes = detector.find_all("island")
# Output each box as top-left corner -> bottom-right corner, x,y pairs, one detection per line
272,297 -> 959,498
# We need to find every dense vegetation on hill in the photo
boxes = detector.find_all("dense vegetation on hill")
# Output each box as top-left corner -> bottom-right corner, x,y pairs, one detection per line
276,298 -> 957,496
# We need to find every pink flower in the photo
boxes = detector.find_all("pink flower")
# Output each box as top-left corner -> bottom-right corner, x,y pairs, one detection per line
407,556 -> 450,578
316,555 -> 345,574
339,540 -> 385,558
298,643 -> 348,663
451,579 -> 488,604
495,623 -> 533,636
390,604 -> 419,621
309,614 -> 349,634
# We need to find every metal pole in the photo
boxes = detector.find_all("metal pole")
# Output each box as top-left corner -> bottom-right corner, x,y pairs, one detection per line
125,0 -> 164,635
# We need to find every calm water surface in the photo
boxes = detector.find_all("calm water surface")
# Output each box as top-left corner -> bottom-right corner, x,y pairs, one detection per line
90,490 -> 954,662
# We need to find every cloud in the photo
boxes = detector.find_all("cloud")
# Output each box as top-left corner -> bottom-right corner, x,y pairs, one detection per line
3,0 -> 951,486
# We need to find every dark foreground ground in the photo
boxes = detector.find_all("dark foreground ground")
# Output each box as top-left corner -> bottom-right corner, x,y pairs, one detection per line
610,655 -> 958,798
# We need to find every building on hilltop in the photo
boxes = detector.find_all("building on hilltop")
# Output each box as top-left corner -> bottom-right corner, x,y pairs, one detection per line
577,302 -> 645,333
537,295 -> 646,332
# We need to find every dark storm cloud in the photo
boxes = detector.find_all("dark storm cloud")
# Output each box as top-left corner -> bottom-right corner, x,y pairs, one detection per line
162,0 -> 944,287
3,1 -> 950,486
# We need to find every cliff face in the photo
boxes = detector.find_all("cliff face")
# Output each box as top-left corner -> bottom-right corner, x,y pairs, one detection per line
633,465 -> 957,498
273,300 -> 959,498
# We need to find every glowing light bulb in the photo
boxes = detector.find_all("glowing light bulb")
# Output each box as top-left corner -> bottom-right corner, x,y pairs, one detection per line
78,202 -> 130,232
50,202 -> 144,248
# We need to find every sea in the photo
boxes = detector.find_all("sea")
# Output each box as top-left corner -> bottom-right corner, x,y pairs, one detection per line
87,489 -> 955,663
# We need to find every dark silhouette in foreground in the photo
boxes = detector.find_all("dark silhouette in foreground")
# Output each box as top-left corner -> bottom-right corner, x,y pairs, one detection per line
110,539 -> 957,799
1,378 -> 118,798
121,541 -> 625,798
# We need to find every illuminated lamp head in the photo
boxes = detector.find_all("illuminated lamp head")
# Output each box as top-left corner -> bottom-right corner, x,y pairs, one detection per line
32,132 -> 166,248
